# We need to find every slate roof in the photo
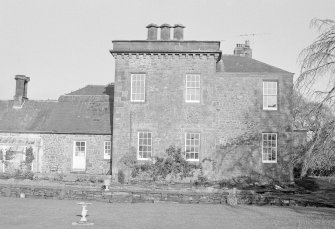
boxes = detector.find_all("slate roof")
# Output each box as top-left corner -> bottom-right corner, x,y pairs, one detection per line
66,85 -> 112,96
0,100 -> 56,132
0,84 -> 114,134
221,55 -> 292,74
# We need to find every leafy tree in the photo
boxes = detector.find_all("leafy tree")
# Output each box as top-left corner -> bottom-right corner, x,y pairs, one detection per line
296,18 -> 335,105
294,18 -> 335,177
293,94 -> 335,176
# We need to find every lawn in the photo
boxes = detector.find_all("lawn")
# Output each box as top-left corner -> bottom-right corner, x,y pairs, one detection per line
0,197 -> 334,229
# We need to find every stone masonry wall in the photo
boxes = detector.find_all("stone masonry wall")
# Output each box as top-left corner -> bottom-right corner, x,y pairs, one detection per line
211,72 -> 293,181
112,53 -> 293,181
112,54 -> 217,174
41,134 -> 112,174
1,183 -> 330,207
0,133 -> 112,175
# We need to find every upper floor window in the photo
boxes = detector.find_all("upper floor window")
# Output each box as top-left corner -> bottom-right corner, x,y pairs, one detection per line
138,131 -> 152,160
263,81 -> 277,110
185,133 -> 200,161
104,141 -> 111,160
262,133 -> 277,163
131,74 -> 145,102
186,74 -> 200,103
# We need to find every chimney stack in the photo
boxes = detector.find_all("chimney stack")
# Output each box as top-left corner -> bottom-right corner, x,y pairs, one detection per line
146,23 -> 159,40
233,40 -> 252,58
160,24 -> 172,40
13,75 -> 30,108
173,24 -> 185,40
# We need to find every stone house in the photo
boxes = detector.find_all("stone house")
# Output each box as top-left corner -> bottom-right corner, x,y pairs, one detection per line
110,24 -> 296,182
0,75 -> 114,174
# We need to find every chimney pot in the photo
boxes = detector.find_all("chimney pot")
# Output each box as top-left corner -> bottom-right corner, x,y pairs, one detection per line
146,23 -> 159,40
234,40 -> 252,58
245,40 -> 250,47
173,24 -> 185,40
13,75 -> 30,107
160,23 -> 172,40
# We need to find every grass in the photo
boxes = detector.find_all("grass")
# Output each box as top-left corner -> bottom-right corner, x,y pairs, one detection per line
0,197 -> 334,229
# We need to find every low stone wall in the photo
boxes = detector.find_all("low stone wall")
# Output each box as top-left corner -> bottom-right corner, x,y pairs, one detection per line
0,183 -> 229,204
1,183 -> 333,208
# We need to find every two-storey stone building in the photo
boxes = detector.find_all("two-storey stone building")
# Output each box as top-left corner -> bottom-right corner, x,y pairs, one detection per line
110,24 -> 294,181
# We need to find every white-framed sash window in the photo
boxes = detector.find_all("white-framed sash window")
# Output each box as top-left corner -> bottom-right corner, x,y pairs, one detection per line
185,133 -> 200,161
131,74 -> 146,102
262,133 -> 277,163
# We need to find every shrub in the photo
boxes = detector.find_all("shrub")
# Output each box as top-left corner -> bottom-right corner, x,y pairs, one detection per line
152,146 -> 199,179
11,169 -> 34,180
118,170 -> 125,184
0,149 -> 15,167
21,170 -> 34,180
127,146 -> 200,182
193,174 -> 211,186
25,147 -> 34,170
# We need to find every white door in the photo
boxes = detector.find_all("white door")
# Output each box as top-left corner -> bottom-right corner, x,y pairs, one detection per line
73,141 -> 86,171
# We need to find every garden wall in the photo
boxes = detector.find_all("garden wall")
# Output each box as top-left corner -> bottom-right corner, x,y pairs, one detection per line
1,183 -> 331,207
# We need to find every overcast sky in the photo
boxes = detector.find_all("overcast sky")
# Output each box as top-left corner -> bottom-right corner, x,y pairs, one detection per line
0,0 -> 334,100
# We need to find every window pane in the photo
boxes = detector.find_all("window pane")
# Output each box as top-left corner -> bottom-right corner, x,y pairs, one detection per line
186,74 -> 200,102
185,133 -> 200,160
131,74 -> 145,101
267,96 -> 277,108
138,131 -> 152,159
262,133 -> 277,162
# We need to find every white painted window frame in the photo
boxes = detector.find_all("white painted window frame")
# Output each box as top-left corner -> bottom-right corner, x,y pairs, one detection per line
73,141 -> 86,155
137,131 -> 152,160
185,133 -> 200,162
185,74 -> 201,103
263,81 -> 278,110
73,141 -> 86,170
104,141 -> 111,160
262,133 -> 277,163
131,74 -> 146,102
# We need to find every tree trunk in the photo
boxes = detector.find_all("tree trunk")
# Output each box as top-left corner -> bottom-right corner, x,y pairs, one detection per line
300,136 -> 318,177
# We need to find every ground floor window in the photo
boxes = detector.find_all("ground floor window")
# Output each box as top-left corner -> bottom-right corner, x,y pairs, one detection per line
138,131 -> 152,160
104,141 -> 111,159
262,133 -> 277,163
185,133 -> 200,161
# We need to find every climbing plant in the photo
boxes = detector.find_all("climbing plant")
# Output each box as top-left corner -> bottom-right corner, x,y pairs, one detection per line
25,147 -> 34,170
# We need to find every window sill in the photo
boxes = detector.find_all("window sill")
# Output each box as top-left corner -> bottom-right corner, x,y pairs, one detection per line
263,108 -> 278,111
186,159 -> 200,162
137,158 -> 151,161
71,170 -> 86,174
262,161 -> 277,164
131,100 -> 145,103
185,101 -> 200,104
